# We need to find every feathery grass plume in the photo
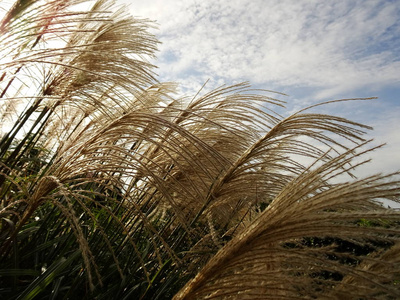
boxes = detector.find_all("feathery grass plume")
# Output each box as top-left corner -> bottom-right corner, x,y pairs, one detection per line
1,0 -> 399,299
0,0 -> 164,296
174,144 -> 400,299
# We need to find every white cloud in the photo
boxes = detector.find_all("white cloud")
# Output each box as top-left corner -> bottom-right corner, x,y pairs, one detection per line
120,0 -> 400,179
357,106 -> 400,176
121,0 -> 400,99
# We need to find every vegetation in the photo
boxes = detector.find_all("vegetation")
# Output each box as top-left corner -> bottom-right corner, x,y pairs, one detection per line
0,0 -> 399,299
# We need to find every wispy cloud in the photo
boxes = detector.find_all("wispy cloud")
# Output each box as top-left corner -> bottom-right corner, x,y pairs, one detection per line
124,0 -> 400,99
121,0 -> 400,176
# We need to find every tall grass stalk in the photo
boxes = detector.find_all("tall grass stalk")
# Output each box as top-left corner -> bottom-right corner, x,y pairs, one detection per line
0,0 -> 399,299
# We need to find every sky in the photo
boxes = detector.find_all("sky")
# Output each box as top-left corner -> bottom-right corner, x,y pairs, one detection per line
119,0 -> 400,182
2,1 -> 398,180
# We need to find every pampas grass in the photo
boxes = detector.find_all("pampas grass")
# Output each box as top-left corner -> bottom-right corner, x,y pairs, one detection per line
0,1 -> 399,299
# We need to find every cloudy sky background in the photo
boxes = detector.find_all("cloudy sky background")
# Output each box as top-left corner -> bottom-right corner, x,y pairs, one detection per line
119,0 -> 400,181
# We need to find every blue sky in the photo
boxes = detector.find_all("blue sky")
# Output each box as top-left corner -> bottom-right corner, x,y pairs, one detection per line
120,0 -> 400,180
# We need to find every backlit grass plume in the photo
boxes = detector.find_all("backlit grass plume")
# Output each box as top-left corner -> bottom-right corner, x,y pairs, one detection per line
0,1 -> 399,299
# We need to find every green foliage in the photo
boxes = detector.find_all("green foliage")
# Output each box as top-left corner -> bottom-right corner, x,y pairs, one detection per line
0,0 -> 399,299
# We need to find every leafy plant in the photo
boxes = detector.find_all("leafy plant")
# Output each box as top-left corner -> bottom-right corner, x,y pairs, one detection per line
0,0 -> 399,299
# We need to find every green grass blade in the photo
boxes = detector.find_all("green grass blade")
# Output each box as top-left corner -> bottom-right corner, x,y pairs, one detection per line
16,250 -> 80,300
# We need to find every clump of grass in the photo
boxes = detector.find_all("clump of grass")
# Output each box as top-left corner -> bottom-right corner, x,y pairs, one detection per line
0,1 -> 399,299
